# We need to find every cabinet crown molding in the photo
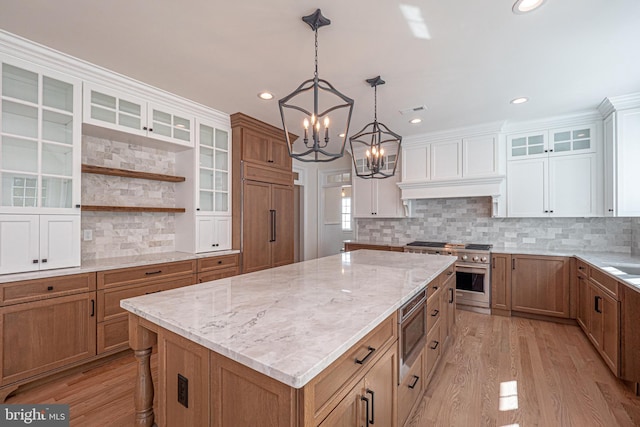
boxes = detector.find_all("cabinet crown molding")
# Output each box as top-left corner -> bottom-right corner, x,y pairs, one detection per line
403,121 -> 505,147
502,111 -> 602,135
598,92 -> 640,117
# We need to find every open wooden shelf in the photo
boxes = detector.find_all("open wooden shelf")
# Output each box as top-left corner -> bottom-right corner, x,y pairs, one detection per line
81,164 -> 186,182
81,205 -> 186,213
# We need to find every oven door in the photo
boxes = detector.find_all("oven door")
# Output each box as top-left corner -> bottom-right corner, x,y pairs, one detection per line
455,264 -> 490,306
398,298 -> 427,381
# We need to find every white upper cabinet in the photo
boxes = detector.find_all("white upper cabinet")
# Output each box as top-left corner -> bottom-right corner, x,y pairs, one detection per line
506,123 -> 600,217
430,140 -> 462,181
0,56 -> 82,214
195,216 -> 231,253
603,108 -> 640,217
83,83 -> 194,148
462,135 -> 499,178
352,149 -> 404,218
402,145 -> 429,182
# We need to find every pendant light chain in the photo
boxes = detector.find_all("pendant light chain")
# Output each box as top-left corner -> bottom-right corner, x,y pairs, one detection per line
314,28 -> 319,79
374,84 -> 378,122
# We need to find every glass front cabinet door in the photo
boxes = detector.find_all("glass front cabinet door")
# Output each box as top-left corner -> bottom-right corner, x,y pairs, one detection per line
197,121 -> 230,215
1,57 -> 82,214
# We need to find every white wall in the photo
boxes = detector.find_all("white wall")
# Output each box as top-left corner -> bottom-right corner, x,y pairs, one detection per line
294,153 -> 353,261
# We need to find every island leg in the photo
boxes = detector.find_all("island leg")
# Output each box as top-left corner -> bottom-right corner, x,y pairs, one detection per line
129,314 -> 158,427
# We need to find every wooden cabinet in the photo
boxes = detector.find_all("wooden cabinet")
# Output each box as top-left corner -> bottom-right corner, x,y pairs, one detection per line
0,273 -> 96,387
511,255 -> 570,318
83,83 -> 194,148
231,113 -> 295,273
96,260 -> 196,353
442,270 -> 456,341
0,214 -> 80,275
491,253 -> 512,313
398,349 -> 424,427
241,180 -> 293,273
575,262 -> 621,375
506,124 -> 600,217
196,254 -> 239,283
344,242 -> 405,252
620,284 -> 640,385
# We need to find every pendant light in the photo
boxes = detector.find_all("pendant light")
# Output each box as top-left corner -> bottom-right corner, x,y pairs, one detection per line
349,76 -> 402,179
278,9 -> 355,162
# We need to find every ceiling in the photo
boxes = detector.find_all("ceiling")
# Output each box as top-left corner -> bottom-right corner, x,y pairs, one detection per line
1,0 -> 640,139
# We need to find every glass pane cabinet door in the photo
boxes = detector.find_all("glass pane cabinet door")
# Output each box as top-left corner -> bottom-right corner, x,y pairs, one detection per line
197,124 -> 229,214
150,106 -> 192,145
85,84 -> 145,134
550,126 -> 594,155
508,132 -> 547,159
1,60 -> 80,211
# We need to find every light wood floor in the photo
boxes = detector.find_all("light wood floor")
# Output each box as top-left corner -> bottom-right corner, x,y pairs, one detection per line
5,311 -> 640,426
408,310 -> 640,427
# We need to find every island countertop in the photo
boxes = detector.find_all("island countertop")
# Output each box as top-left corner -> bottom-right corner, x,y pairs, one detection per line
121,250 -> 456,388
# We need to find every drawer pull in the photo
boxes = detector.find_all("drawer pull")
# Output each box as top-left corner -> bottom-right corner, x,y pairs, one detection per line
430,340 -> 439,350
408,375 -> 420,389
145,270 -> 162,276
218,260 -> 223,264
431,309 -> 440,317
447,271 -> 453,276
47,286 -> 54,291
355,346 -> 376,365
145,290 -> 162,295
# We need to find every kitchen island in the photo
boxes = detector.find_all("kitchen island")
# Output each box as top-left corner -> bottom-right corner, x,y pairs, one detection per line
121,250 -> 456,427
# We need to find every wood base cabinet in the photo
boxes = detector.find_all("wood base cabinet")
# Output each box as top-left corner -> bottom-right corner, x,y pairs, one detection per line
491,253 -> 512,314
511,255 -> 570,318
0,273 -> 96,392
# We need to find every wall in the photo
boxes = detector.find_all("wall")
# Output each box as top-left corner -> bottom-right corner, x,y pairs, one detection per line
357,197 -> 634,253
81,135 -> 178,260
632,218 -> 640,255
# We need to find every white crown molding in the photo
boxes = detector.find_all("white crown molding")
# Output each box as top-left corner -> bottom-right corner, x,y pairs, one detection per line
501,110 -> 602,134
597,92 -> 640,117
0,30 -> 230,127
398,175 -> 505,200
403,121 -> 506,147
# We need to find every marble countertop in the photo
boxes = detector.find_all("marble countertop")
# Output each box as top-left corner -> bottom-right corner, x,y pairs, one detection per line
121,250 -> 456,389
0,250 -> 240,284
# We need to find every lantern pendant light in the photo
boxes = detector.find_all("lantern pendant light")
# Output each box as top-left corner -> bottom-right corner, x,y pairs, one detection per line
350,76 -> 402,179
278,9 -> 355,162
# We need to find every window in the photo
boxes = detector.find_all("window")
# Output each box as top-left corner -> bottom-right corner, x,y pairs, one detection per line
341,186 -> 352,231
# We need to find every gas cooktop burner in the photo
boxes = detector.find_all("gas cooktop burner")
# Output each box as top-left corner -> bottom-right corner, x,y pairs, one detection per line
464,244 -> 492,251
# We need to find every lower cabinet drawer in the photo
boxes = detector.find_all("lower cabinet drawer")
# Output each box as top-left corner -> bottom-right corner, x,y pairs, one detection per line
97,317 -> 130,354
427,295 -> 441,335
197,254 -> 239,272
398,348 -> 425,427
197,267 -> 239,283
1,273 -> 96,306
97,275 -> 195,322
304,312 -> 397,422
425,320 -> 442,380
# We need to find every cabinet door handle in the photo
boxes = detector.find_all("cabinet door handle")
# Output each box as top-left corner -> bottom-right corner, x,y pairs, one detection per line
47,286 -> 54,291
269,210 -> 276,242
430,340 -> 440,350
145,270 -> 162,276
32,259 -> 39,264
217,260 -> 223,264
512,259 -> 516,270
41,259 -> 47,263
355,346 -> 376,365
449,288 -> 454,304
595,296 -> 602,313
90,299 -> 95,317
366,389 -> 375,425
431,309 -> 439,317
408,375 -> 420,389
361,396 -> 370,427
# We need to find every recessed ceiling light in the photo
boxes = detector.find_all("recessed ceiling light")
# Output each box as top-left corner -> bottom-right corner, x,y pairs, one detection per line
258,91 -> 274,100
512,0 -> 546,14
409,118 -> 422,124
510,97 -> 529,104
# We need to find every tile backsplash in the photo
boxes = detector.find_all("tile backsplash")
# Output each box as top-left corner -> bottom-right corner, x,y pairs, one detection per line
81,135 -> 178,260
357,197 -> 635,254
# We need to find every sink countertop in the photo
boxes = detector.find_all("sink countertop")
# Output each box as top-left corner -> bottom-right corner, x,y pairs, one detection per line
0,250 -> 240,284
121,250 -> 456,388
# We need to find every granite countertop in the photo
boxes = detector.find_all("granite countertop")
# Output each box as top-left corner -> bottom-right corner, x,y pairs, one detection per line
121,250 -> 456,388
0,250 -> 240,284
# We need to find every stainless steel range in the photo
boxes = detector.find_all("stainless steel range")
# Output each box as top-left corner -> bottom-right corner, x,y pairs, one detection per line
404,241 -> 492,313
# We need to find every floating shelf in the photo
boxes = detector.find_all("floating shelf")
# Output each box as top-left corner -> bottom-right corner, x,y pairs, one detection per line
81,205 -> 186,213
81,164 -> 186,182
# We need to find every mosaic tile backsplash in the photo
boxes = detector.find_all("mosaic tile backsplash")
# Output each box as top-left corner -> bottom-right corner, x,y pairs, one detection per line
81,135 -> 178,260
357,197 -> 639,254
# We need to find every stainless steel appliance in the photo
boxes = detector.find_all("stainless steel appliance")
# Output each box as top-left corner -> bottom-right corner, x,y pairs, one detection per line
398,288 -> 427,381
404,241 -> 492,313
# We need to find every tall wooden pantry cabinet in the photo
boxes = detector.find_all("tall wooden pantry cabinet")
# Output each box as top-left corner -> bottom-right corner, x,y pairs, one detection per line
230,113 -> 297,273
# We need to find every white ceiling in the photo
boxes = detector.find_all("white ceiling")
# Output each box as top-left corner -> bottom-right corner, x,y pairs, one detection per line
1,0 -> 639,138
